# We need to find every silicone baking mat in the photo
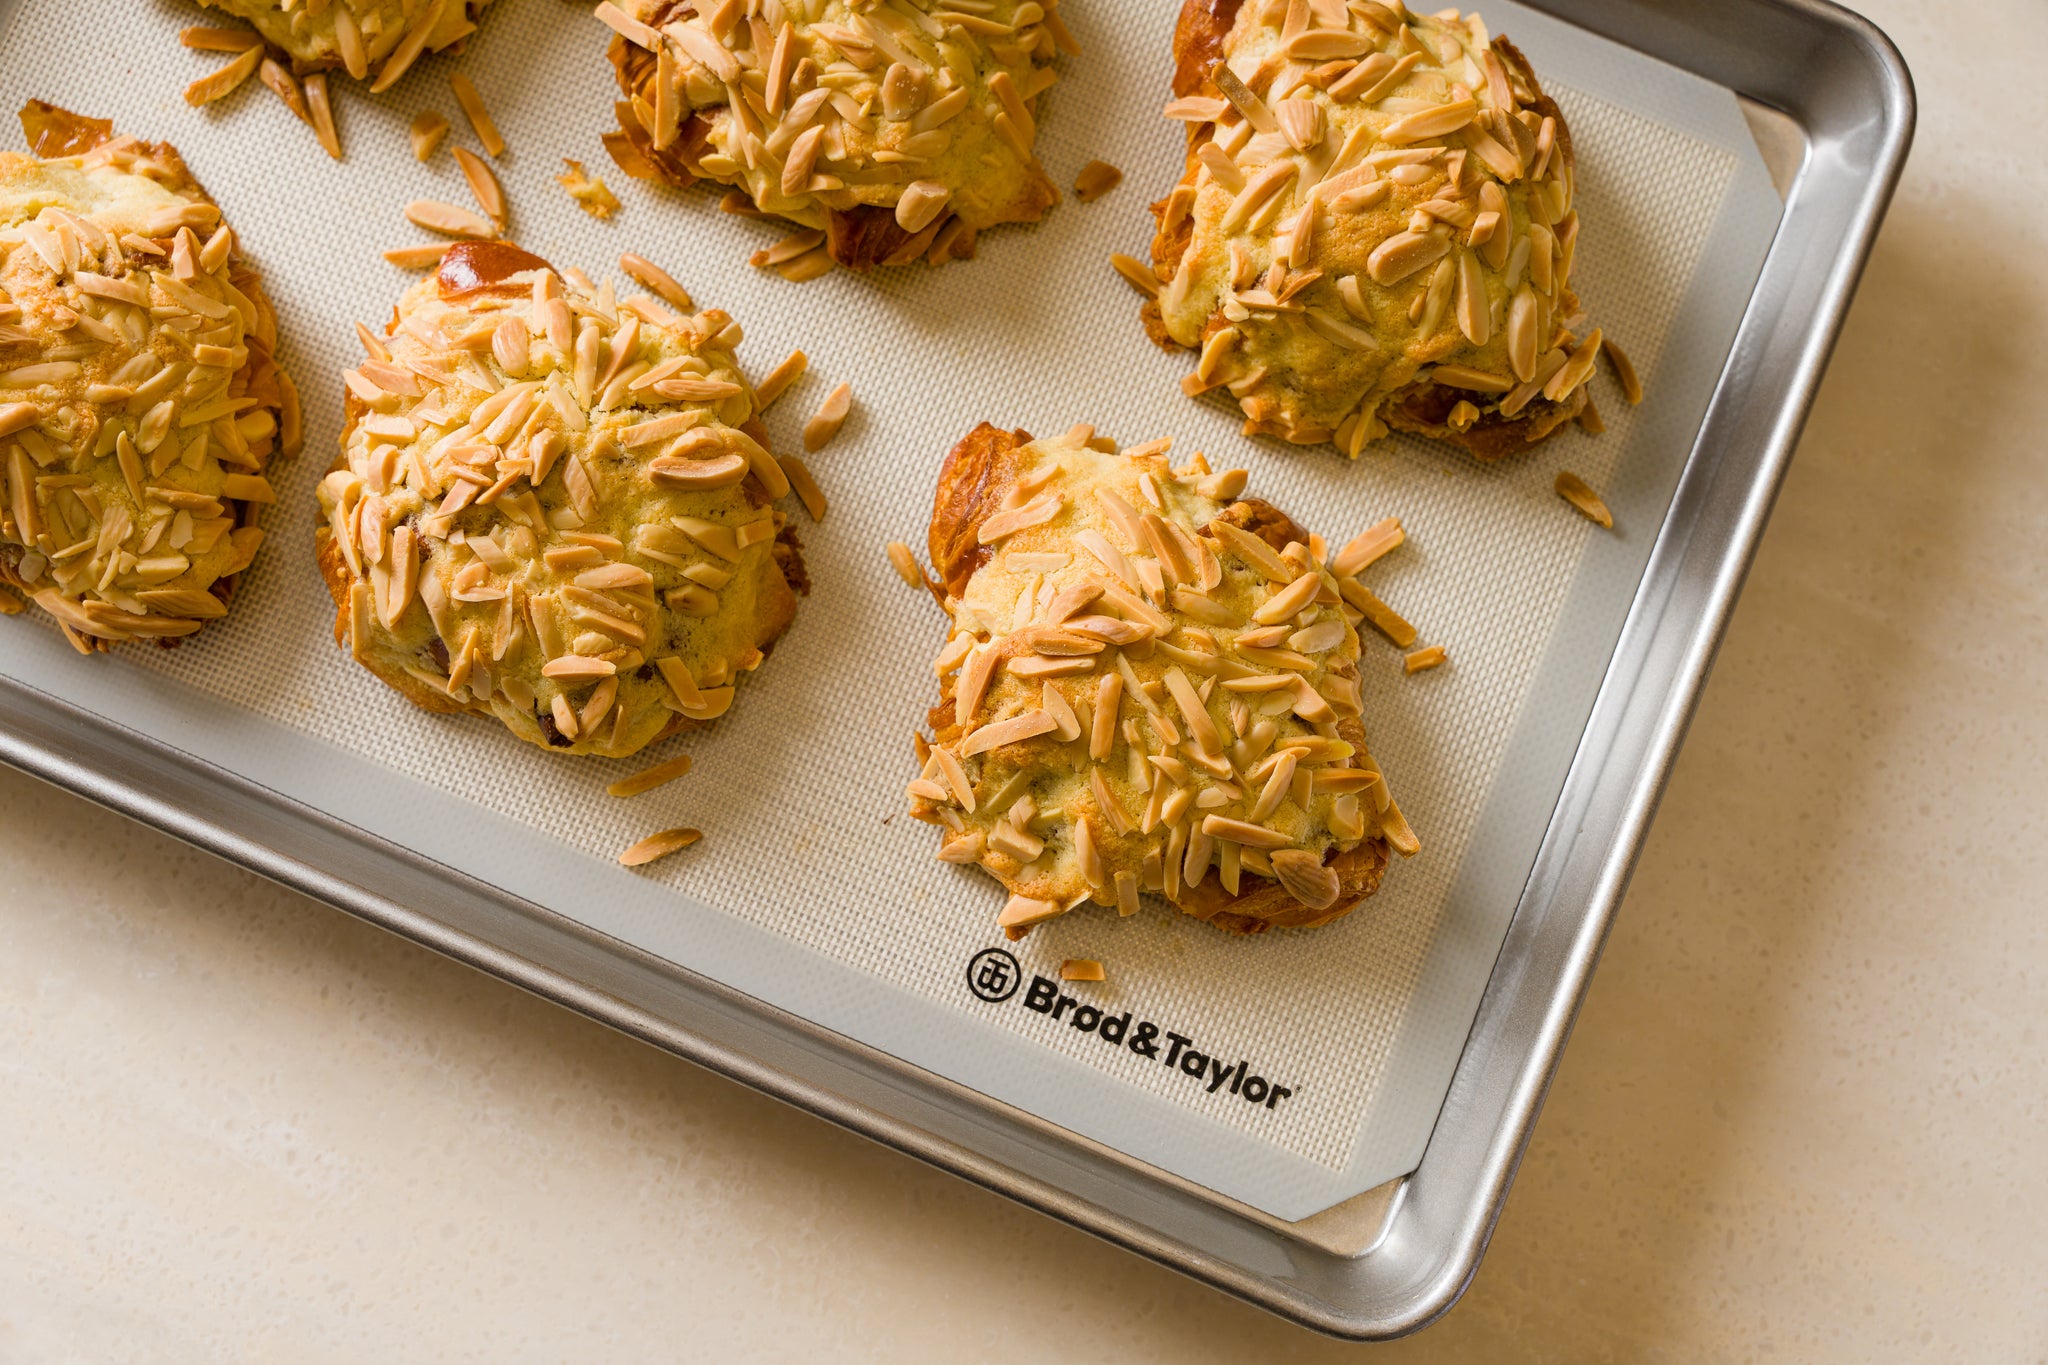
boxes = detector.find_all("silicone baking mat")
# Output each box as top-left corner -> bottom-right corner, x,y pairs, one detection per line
0,0 -> 1779,1217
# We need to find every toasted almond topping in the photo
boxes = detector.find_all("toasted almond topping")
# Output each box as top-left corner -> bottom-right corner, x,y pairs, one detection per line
607,753 -> 695,798
1337,577 -> 1418,647
595,1 -> 662,49
998,895 -> 1066,931
1555,471 -> 1614,528
960,709 -> 1058,757
1381,801 -> 1421,856
619,253 -> 694,312
1110,253 -> 1160,298
1404,645 -> 1447,673
303,73 -> 339,158
618,827 -> 704,867
802,382 -> 853,453
887,541 -> 927,591
1060,959 -> 1106,982
1074,160 -> 1123,203
450,73 -> 505,157
383,243 -> 448,269
180,25 -> 261,51
259,58 -> 311,125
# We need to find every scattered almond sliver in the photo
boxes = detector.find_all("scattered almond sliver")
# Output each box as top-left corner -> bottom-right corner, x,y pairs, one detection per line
1074,160 -> 1123,203
453,147 -> 506,229
618,827 -> 703,867
753,350 -> 806,412
1555,471 -> 1614,528
1382,803 -> 1422,857
886,541 -> 926,591
1604,338 -> 1644,405
384,243 -> 449,269
618,252 -> 694,312
783,456 -> 828,522
558,160 -> 621,219
450,72 -> 505,158
410,110 -> 449,162
1060,959 -> 1106,982
184,46 -> 262,106
606,753 -> 694,799
803,382 -> 853,453
1404,645 -> 1447,674
405,199 -> 497,240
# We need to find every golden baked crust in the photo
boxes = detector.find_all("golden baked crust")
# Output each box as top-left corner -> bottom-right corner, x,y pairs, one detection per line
909,422 -> 1417,937
0,102 -> 294,652
601,0 -> 1069,271
187,0 -> 495,81
315,242 -> 807,757
1142,0 -> 1601,461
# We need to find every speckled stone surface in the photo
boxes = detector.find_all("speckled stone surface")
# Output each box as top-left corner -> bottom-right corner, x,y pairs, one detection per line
3,2 -> 2046,1358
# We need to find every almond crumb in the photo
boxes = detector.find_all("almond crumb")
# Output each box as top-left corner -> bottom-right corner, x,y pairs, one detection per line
410,110 -> 449,162
1403,645 -> 1447,673
558,160 -> 622,219
1060,958 -> 1106,982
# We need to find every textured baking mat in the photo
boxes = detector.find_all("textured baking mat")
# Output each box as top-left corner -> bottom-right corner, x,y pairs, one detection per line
0,0 -> 1778,1213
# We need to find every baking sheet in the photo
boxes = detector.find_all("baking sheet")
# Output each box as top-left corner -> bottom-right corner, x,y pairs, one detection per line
0,0 -> 1778,1217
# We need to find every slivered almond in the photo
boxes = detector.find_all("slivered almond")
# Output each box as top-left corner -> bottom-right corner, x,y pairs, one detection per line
384,243 -> 448,269
1555,471 -> 1614,528
1404,645 -> 1447,673
1331,517 -> 1403,577
783,456 -> 827,521
1074,160 -> 1122,203
619,253 -> 694,312
306,74 -> 341,159
607,754 -> 694,798
411,110 -> 450,161
754,350 -> 806,411
405,199 -> 497,239
453,147 -> 506,227
180,26 -> 261,51
1060,959 -> 1106,982
184,46 -> 262,106
1338,577 -> 1418,647
451,73 -> 505,157
802,382 -> 852,452
998,895 -> 1066,930
887,541 -> 927,590
618,827 -> 703,867
1604,337 -> 1644,405
960,709 -> 1057,757
260,59 -> 311,125
1110,253 -> 1159,298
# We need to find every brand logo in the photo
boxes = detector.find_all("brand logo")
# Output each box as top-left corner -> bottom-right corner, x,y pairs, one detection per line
962,949 -> 1297,1112
965,947 -> 1023,1003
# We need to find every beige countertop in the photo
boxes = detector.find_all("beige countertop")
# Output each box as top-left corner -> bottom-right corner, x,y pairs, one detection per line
5,2 -> 2046,1358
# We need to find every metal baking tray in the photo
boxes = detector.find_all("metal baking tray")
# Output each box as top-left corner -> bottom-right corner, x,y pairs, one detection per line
0,0 -> 1909,1338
